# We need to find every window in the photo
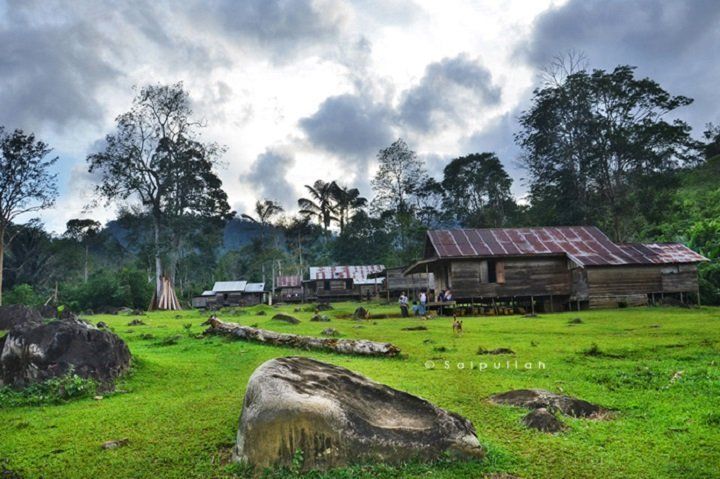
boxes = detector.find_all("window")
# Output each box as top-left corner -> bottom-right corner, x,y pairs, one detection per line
486,260 -> 505,284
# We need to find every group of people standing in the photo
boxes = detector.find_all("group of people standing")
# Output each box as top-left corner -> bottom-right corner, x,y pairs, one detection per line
398,289 -> 453,317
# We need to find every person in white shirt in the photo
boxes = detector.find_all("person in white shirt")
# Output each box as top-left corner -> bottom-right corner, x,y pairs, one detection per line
398,292 -> 409,317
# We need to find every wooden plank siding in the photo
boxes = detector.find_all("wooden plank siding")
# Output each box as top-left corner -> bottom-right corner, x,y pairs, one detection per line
446,257 -> 572,299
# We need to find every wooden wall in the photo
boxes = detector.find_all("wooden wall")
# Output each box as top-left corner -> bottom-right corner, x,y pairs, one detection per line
586,264 -> 698,295
584,263 -> 698,308
447,257 -> 572,299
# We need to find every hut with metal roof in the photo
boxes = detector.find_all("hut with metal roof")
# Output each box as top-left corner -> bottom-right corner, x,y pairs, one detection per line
303,265 -> 384,301
274,275 -> 304,302
192,280 -> 267,308
404,227 -> 707,311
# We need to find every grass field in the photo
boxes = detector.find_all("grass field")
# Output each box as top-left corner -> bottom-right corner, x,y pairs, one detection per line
1,303 -> 719,479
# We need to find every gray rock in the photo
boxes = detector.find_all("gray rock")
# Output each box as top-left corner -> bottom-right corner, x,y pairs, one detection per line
490,389 -> 603,418
271,313 -> 300,324
0,317 -> 131,388
521,408 -> 565,433
321,328 -> 340,337
233,357 -> 484,470
0,305 -> 41,330
310,314 -> 330,322
352,307 -> 369,320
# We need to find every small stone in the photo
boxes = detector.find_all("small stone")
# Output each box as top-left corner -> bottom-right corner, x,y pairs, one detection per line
93,396 -> 104,401
271,313 -> 300,324
522,408 -> 565,432
101,439 -> 129,450
321,328 -> 340,337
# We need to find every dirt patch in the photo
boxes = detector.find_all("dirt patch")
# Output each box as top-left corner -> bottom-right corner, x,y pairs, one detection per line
402,326 -> 428,331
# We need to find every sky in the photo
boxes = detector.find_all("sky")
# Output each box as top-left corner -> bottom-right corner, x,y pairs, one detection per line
1,0 -> 718,233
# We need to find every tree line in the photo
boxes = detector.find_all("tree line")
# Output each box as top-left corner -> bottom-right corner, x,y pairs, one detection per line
1,60 -> 720,309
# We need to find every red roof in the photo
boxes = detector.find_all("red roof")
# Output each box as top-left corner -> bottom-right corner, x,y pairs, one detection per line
275,275 -> 302,287
426,227 -> 707,266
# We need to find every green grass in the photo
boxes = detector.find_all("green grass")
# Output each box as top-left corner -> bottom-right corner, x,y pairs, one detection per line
1,303 -> 719,478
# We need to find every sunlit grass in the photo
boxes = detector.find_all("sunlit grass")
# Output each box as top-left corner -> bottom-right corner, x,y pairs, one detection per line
1,303 -> 719,478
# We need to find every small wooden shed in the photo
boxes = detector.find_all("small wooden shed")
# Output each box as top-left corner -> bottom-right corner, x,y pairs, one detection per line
303,265 -> 384,302
274,275 -> 303,302
405,227 -> 707,311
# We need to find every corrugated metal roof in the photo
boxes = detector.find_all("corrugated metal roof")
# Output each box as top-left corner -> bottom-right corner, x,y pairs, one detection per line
211,281 -> 248,292
244,282 -> 266,293
309,265 -> 385,281
353,278 -> 385,285
275,275 -> 302,287
426,227 -> 707,266
201,290 -> 215,296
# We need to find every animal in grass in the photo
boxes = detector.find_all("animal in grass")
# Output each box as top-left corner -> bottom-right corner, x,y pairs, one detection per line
452,316 -> 463,335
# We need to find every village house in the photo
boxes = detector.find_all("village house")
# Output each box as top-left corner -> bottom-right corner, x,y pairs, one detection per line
274,275 -> 304,302
191,280 -> 267,308
303,265 -> 385,301
404,227 -> 707,311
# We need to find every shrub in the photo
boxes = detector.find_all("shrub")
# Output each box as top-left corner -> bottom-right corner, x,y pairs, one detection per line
3,284 -> 43,306
0,372 -> 97,408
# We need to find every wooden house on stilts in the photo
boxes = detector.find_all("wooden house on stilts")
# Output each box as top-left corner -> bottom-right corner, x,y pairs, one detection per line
404,227 -> 707,312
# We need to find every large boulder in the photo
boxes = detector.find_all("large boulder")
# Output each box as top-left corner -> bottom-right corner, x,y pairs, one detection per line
234,357 -> 484,470
0,305 -> 42,330
0,317 -> 131,389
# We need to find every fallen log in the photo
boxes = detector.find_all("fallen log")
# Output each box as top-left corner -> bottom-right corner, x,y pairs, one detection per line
203,318 -> 401,357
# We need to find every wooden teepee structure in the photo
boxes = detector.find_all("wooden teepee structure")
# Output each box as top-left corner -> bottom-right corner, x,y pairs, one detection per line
149,276 -> 182,311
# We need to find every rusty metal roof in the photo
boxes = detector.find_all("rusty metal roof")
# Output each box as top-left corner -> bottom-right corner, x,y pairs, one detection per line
426,227 -> 707,266
309,265 -> 385,281
275,275 -> 302,288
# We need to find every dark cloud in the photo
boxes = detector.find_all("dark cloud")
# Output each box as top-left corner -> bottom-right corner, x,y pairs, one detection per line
398,54 -> 502,133
519,0 -> 720,131
0,21 -> 119,131
299,94 -> 395,158
241,149 -> 298,209
0,1 -> 228,133
197,0 -> 350,61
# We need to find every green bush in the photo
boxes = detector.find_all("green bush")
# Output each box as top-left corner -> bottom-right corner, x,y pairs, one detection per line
0,372 -> 97,408
60,268 -> 154,311
3,284 -> 43,306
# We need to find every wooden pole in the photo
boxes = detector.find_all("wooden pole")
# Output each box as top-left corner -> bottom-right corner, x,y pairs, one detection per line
531,296 -> 535,315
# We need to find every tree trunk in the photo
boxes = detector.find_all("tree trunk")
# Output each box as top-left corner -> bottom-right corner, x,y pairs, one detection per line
0,228 -> 4,307
153,214 -> 163,299
84,243 -> 89,283
204,318 -> 400,357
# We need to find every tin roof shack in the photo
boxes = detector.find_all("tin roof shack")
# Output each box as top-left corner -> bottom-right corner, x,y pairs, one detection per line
191,290 -> 216,309
303,265 -> 384,302
192,281 -> 267,308
368,267 -> 435,299
274,275 -> 303,303
405,227 -> 707,312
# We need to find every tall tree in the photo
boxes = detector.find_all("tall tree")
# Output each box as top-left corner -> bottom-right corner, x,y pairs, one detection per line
65,218 -> 101,283
330,183 -> 367,232
0,127 -> 58,305
371,138 -> 425,215
517,65 -> 696,241
88,83 -> 231,308
442,153 -> 516,227
241,200 -> 284,243
371,139 -> 430,260
298,180 -> 337,233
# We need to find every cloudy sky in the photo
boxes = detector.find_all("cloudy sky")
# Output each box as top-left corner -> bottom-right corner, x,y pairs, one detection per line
1,0 -> 718,233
